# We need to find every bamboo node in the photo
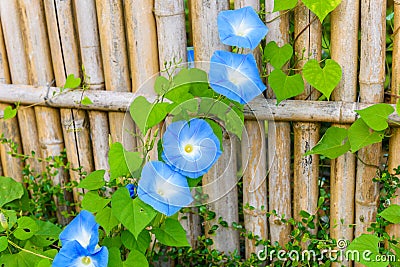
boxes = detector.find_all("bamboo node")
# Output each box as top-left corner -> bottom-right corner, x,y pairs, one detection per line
153,10 -> 185,18
243,207 -> 267,217
395,0 -> 400,5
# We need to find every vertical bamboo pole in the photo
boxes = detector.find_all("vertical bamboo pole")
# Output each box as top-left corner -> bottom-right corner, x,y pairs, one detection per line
0,0 -> 42,173
355,0 -> 386,241
18,0 -> 71,225
387,1 -> 400,239
44,0 -> 94,204
154,0 -> 202,250
0,17 -> 22,182
96,0 -> 134,150
330,1 -> 359,265
73,0 -> 110,176
125,0 -> 159,91
234,0 -> 268,258
191,0 -> 240,254
264,0 -> 292,247
293,2 -> 321,234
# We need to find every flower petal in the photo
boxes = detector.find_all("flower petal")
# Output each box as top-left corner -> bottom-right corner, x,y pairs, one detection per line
59,210 -> 99,251
52,240 -> 108,267
217,6 -> 268,50
209,50 -> 266,104
137,161 -> 193,216
162,119 -> 222,178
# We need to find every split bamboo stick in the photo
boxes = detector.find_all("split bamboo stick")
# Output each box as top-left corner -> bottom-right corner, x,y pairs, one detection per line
154,0 -> 201,250
330,1 -> 359,265
73,0 -> 110,176
125,0 -> 159,91
191,0 -> 240,254
0,0 -> 42,174
354,0 -> 386,243
293,2 -> 322,236
265,0 -> 292,247
96,0 -> 135,150
18,0 -> 71,225
0,17 -> 22,182
387,1 -> 400,240
234,0 -> 268,258
44,0 -> 94,204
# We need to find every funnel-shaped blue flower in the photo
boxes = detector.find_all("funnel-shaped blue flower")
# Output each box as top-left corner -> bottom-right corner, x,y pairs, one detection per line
218,6 -> 268,50
54,210 -> 109,267
209,50 -> 266,104
53,240 -> 108,267
162,119 -> 222,178
59,210 -> 99,251
137,161 -> 193,216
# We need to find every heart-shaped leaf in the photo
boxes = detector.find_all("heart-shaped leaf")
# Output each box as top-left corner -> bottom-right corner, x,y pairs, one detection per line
264,41 -> 293,69
302,0 -> 342,22
396,99 -> 400,117
304,127 -> 350,159
355,103 -> 394,131
112,188 -> 157,239
346,234 -> 389,267
379,204 -> 400,224
63,74 -> 81,89
303,59 -> 342,100
273,0 -> 297,12
268,69 -> 304,104
348,119 -> 384,153
3,106 -> 17,120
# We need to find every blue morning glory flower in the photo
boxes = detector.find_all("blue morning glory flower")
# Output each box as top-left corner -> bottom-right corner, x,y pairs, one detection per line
137,161 -> 193,216
209,50 -> 266,104
59,210 -> 99,251
162,119 -> 222,178
54,210 -> 108,267
52,240 -> 108,267
217,6 -> 268,50
125,183 -> 137,198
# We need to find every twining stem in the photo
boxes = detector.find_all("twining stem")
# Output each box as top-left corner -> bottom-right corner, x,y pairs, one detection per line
8,240 -> 54,261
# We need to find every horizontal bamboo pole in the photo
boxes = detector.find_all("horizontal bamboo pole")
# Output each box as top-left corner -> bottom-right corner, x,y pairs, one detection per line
1,86 -> 399,124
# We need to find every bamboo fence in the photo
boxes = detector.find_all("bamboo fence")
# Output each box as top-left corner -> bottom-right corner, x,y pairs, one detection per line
0,0 -> 398,265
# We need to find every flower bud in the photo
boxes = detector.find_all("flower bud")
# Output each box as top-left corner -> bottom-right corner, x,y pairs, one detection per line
0,212 -> 8,230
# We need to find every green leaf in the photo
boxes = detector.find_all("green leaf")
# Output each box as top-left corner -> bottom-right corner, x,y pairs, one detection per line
121,230 -> 151,253
81,191 -> 110,213
152,218 -> 189,247
36,259 -> 52,267
78,170 -> 105,190
397,99 -> 400,117
108,247 -> 123,267
346,234 -> 389,267
305,127 -> 350,159
355,104 -> 394,131
264,41 -> 293,69
268,70 -> 304,104
174,68 -> 210,97
389,243 -> 400,267
81,96 -> 93,106
14,217 -> 39,240
3,106 -> 17,120
273,0 -> 297,11
0,210 -> 17,232
154,76 -> 170,95
0,176 -> 24,207
0,236 -> 8,252
123,250 -> 148,267
30,220 -> 61,247
111,188 -> 157,238
301,0 -> 342,22
0,250 -> 42,267
95,207 -> 119,234
378,204 -> 400,224
108,142 -> 142,180
348,119 -> 384,153
63,74 -> 81,89
302,59 -> 342,100
205,119 -> 223,150
130,96 -> 171,135
226,107 -> 244,139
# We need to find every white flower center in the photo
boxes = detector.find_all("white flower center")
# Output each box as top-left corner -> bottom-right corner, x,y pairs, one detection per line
228,68 -> 247,86
234,23 -> 251,37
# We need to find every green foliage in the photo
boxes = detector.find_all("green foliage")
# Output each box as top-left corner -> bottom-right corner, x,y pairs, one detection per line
355,103 -> 394,131
304,127 -> 350,159
268,70 -> 304,104
81,96 -> 93,106
378,204 -> 400,224
63,74 -> 81,90
152,218 -> 190,247
108,142 -> 142,180
273,0 -> 297,12
348,118 -> 385,153
0,176 -> 24,207
302,59 -> 342,100
263,42 -> 293,69
77,169 -> 105,190
346,235 -> 388,267
3,105 -> 18,120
